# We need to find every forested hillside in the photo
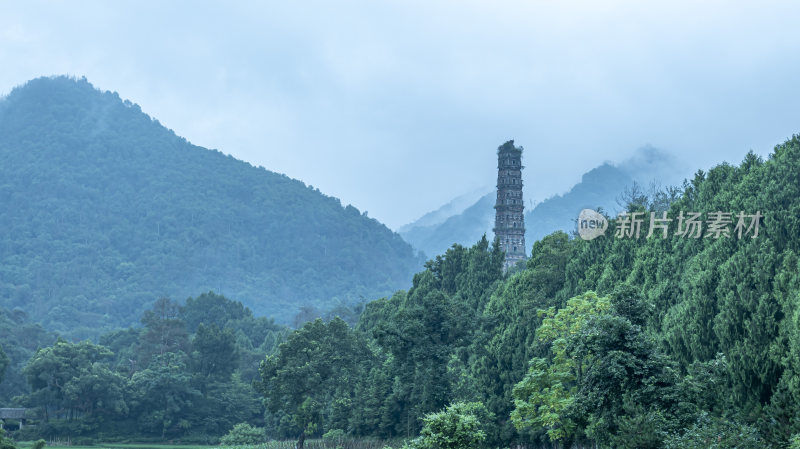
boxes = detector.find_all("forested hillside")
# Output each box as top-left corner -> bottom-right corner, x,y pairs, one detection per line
254,136 -> 800,448
0,76 -> 423,337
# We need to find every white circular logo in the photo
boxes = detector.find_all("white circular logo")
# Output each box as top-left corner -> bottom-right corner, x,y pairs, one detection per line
578,209 -> 607,240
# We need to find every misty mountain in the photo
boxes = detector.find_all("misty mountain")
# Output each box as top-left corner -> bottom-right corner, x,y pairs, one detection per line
0,76 -> 423,337
398,186 -> 491,234
399,193 -> 495,259
525,162 -> 634,242
401,147 -> 687,258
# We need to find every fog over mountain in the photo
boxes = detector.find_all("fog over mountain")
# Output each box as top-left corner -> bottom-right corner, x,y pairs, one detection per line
3,1 -> 798,228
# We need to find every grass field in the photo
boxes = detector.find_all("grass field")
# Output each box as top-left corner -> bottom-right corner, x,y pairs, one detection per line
18,445 -> 214,449
15,440 -> 394,449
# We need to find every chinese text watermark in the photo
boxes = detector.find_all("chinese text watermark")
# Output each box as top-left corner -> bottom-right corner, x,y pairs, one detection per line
577,209 -> 762,241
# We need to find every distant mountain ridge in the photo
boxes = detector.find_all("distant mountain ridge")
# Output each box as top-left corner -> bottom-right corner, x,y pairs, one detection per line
399,193 -> 495,259
0,76 -> 423,337
400,147 -> 687,258
398,186 -> 491,233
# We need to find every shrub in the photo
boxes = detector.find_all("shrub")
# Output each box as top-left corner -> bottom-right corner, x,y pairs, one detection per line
220,422 -> 265,446
405,402 -> 487,449
322,429 -> 346,441
663,413 -> 761,449
0,428 -> 16,449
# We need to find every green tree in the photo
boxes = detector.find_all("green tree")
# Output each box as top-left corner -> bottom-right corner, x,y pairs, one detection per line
0,308 -> 55,403
191,323 -> 238,382
471,232 -> 573,445
127,352 -> 201,438
61,362 -> 128,423
0,344 -> 8,385
257,318 -> 374,448
23,339 -> 120,423
192,373 -> 262,437
138,297 -> 189,366
512,291 -> 687,448
180,292 -> 250,333
511,292 -> 610,444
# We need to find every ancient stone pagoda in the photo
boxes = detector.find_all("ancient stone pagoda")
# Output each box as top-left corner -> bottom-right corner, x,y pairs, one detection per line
493,140 -> 527,270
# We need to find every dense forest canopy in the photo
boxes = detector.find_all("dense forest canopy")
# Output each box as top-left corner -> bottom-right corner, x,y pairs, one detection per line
0,76 -> 423,337
254,136 -> 800,448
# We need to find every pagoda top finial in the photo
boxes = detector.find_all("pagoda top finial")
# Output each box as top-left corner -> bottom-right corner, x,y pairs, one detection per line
497,140 -> 523,154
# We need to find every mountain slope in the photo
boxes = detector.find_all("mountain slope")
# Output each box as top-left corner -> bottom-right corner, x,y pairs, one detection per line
0,76 -> 422,337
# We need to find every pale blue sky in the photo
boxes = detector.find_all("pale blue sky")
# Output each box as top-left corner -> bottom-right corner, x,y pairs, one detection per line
2,1 -> 799,228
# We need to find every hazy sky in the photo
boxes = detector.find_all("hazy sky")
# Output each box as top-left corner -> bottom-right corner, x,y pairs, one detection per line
2,1 -> 799,229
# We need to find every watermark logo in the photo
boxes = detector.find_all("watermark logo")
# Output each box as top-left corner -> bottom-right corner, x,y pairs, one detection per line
577,209 -> 763,241
578,209 -> 608,240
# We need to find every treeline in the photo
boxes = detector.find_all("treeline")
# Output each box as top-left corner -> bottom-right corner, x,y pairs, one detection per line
5,292 -> 287,443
